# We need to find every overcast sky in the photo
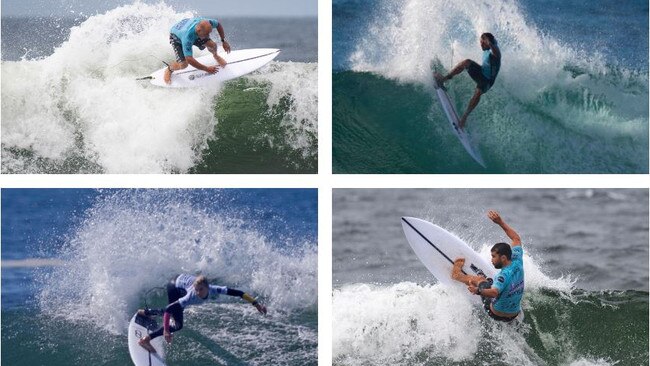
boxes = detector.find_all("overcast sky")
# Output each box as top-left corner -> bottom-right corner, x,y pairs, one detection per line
1,0 -> 317,17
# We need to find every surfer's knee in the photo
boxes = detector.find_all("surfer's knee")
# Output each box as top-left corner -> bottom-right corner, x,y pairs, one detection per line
462,59 -> 472,69
178,61 -> 189,69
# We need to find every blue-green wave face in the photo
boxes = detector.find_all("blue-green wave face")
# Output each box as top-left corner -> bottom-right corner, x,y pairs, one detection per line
333,0 -> 648,173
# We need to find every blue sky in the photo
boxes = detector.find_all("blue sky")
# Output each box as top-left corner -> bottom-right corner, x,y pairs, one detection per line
2,0 -> 317,17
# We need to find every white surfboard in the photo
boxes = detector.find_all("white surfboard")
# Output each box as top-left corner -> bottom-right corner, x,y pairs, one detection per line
433,77 -> 486,168
401,216 -> 523,320
128,312 -> 166,366
401,217 -> 495,288
148,48 -> 280,88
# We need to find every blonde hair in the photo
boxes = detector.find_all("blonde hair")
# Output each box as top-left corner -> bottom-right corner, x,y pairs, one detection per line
194,275 -> 209,288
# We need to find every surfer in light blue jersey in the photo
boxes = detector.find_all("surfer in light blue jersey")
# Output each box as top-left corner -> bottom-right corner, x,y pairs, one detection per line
434,33 -> 501,130
164,17 -> 232,84
137,274 -> 266,353
451,210 -> 524,322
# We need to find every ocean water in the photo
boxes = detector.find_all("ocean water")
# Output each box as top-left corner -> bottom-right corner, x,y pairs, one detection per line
2,189 -> 318,365
1,2 -> 317,173
332,189 -> 649,365
332,0 -> 648,173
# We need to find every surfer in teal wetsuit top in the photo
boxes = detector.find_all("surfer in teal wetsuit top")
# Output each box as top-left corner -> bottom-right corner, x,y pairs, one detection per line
164,17 -> 232,85
451,210 -> 524,322
137,274 -> 267,353
434,33 -> 501,130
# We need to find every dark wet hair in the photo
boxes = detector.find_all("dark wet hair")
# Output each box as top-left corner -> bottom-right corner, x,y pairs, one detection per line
481,33 -> 496,44
491,242 -> 512,260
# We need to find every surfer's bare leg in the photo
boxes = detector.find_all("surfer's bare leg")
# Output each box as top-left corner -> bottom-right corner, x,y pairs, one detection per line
138,335 -> 157,353
459,88 -> 483,130
451,258 -> 485,285
206,39 -> 227,67
436,59 -> 473,83
164,61 -> 189,84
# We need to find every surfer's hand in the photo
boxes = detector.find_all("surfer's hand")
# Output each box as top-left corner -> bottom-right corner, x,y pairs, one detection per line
254,303 -> 267,315
206,65 -> 219,74
468,285 -> 478,294
488,210 -> 503,224
223,40 -> 231,53
164,331 -> 173,344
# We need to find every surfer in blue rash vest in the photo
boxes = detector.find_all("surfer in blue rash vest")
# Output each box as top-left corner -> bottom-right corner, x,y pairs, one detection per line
164,17 -> 232,85
451,210 -> 524,322
434,33 -> 501,130
137,274 -> 267,353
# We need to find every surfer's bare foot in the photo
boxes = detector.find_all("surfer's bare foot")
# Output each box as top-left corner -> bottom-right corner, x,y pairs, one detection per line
139,336 -> 157,353
164,67 -> 172,84
433,72 -> 445,84
458,117 -> 467,130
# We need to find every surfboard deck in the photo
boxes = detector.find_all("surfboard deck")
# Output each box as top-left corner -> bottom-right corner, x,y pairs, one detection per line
128,312 -> 166,366
149,48 -> 280,88
433,74 -> 486,168
401,217 -> 495,288
401,216 -> 524,322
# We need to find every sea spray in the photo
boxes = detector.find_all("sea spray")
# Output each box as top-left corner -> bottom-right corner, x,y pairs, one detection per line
37,190 -> 317,335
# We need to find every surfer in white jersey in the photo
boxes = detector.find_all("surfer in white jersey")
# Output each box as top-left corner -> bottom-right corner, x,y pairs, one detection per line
137,274 -> 267,353
434,33 -> 501,130
451,210 -> 524,322
164,18 -> 232,84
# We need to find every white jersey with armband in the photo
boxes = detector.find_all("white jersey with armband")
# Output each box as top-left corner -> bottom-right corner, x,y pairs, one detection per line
174,274 -> 228,308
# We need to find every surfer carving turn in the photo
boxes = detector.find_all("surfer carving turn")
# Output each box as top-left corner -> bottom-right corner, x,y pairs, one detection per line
451,210 -> 524,322
137,274 -> 267,353
434,33 -> 501,130
165,18 -> 231,85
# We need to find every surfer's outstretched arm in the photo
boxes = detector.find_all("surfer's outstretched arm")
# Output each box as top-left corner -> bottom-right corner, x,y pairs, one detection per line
220,287 -> 268,315
488,210 -> 521,247
451,258 -> 487,285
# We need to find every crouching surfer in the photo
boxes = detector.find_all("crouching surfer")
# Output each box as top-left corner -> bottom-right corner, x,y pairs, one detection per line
138,274 -> 266,352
